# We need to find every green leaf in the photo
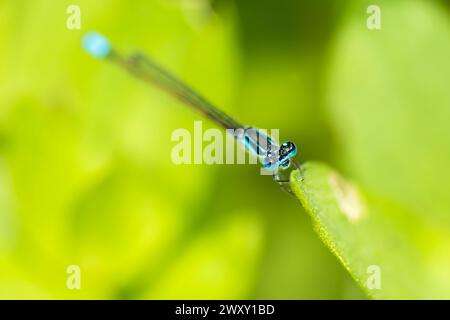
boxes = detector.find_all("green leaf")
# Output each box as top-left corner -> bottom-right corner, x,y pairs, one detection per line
291,162 -> 450,299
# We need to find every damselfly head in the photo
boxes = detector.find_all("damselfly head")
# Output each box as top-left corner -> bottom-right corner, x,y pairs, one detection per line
262,141 -> 297,171
277,141 -> 297,170
279,141 -> 297,159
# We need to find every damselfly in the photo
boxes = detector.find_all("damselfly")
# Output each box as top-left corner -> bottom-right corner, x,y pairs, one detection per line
82,32 -> 300,194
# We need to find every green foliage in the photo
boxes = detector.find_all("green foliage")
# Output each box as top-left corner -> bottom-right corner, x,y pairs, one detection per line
291,163 -> 450,299
0,0 -> 353,300
0,0 -> 449,299
289,0 -> 450,298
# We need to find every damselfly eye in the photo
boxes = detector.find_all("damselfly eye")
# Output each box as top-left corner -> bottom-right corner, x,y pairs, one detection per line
279,141 -> 297,160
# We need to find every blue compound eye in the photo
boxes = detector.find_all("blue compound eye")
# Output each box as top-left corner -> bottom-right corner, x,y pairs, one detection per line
82,32 -> 111,58
274,141 -> 297,170
279,141 -> 297,160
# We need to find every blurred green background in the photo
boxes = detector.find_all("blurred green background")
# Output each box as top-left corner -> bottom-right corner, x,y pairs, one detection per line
0,0 -> 449,299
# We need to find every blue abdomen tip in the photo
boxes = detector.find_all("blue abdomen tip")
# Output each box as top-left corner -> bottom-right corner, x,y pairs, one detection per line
82,32 -> 111,58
